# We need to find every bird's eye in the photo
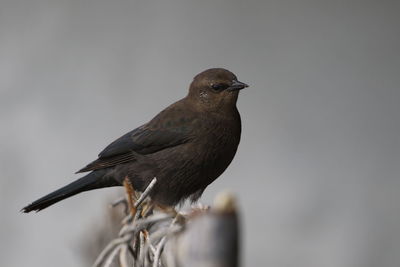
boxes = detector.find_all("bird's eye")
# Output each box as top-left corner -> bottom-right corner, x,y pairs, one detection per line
211,83 -> 229,92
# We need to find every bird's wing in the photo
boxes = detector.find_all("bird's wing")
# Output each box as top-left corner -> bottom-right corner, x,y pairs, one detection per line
98,124 -> 191,157
76,109 -> 195,173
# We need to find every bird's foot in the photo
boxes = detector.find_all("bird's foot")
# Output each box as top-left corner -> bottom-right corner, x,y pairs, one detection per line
187,202 -> 211,217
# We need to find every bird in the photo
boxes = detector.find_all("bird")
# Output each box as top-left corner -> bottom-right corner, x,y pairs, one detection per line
22,68 -> 248,213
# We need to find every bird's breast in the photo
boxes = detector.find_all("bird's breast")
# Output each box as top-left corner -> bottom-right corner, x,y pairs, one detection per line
144,111 -> 241,205
192,115 -> 241,178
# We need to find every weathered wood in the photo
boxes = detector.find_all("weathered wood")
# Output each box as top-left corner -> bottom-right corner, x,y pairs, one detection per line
93,180 -> 240,267
165,192 -> 239,267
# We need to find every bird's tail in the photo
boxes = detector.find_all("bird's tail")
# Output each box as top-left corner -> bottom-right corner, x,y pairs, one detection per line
22,170 -> 117,213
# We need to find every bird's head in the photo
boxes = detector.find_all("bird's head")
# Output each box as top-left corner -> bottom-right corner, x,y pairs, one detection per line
188,68 -> 248,112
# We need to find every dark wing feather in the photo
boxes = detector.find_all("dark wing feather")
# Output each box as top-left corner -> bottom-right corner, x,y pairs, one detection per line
77,112 -> 194,173
76,152 -> 137,173
98,125 -> 191,157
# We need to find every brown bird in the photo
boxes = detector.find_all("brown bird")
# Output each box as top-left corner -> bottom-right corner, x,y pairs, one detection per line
22,68 -> 248,212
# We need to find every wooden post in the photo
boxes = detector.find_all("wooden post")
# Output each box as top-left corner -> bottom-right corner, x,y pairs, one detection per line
93,189 -> 240,267
165,192 -> 240,267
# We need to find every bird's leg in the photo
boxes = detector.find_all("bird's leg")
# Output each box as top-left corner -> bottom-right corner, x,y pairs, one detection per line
123,177 -> 148,259
141,203 -> 154,217
122,177 -> 158,225
123,177 -> 137,216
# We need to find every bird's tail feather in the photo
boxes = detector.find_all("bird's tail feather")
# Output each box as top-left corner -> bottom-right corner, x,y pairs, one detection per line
22,171 -> 116,213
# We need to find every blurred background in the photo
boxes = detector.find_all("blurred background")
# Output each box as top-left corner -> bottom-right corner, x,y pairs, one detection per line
1,0 -> 399,266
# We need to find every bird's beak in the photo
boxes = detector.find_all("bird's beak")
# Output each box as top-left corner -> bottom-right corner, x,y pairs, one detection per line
228,80 -> 249,91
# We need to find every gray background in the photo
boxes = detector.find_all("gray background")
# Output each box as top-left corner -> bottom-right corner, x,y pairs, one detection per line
1,0 -> 399,266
